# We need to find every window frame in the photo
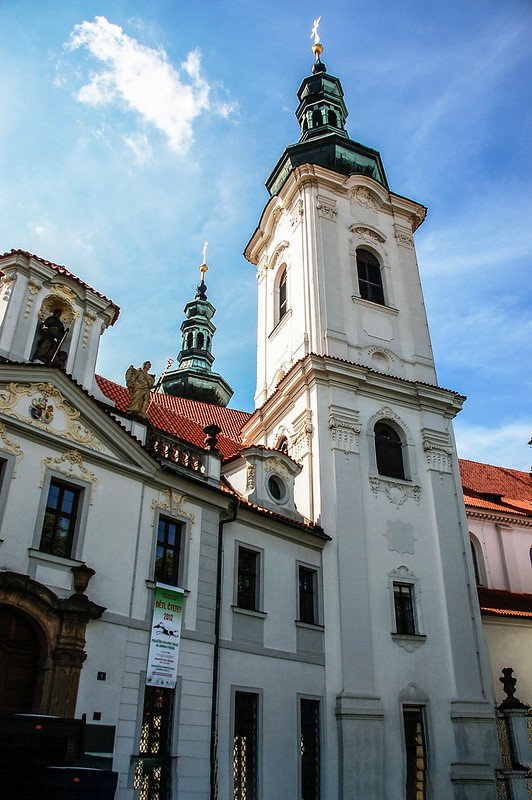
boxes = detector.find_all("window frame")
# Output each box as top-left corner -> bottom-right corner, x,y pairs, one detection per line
235,543 -> 263,613
153,515 -> 184,587
298,694 -> 322,800
297,563 -> 320,626
374,421 -> 406,480
33,471 -> 90,562
356,248 -> 385,306
389,568 -> 424,640
393,582 -> 416,635
402,705 -> 428,800
232,687 -> 262,800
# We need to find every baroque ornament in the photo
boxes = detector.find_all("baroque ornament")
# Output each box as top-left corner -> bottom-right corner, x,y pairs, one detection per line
316,197 -> 338,220
0,422 -> 23,476
0,382 -> 104,450
349,224 -> 386,245
40,449 -> 97,504
151,489 -> 196,528
351,186 -> 378,210
369,476 -> 421,506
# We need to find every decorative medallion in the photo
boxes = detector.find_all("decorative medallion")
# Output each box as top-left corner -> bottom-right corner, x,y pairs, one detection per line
30,396 -> 54,423
384,520 -> 416,554
351,186 -> 378,211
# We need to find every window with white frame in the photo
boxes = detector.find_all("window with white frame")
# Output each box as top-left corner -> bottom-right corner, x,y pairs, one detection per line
39,478 -> 82,559
298,565 -> 319,625
237,546 -> 260,611
154,516 -> 183,586
375,421 -> 406,480
356,248 -> 385,305
393,582 -> 416,635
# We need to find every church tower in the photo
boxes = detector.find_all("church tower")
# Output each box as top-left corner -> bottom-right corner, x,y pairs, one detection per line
243,29 -> 498,799
161,253 -> 233,406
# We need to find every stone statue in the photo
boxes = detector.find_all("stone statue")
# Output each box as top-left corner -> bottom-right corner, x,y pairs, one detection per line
310,16 -> 321,44
33,308 -> 67,365
125,361 -> 155,417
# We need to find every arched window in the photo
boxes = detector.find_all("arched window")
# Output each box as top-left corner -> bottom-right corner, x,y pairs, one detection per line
187,331 -> 193,349
357,249 -> 385,305
197,332 -> 204,349
470,539 -> 482,585
312,109 -> 322,128
278,267 -> 287,321
328,110 -> 337,127
375,422 -> 405,479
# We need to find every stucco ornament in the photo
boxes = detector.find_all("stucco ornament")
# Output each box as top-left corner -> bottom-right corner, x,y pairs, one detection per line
369,476 -> 421,506
151,489 -> 196,528
40,449 -> 98,504
351,186 -> 379,210
0,382 -> 104,451
0,422 -> 23,476
316,196 -> 338,220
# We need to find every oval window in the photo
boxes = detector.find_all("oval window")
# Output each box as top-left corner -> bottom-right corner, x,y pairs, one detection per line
268,475 -> 285,501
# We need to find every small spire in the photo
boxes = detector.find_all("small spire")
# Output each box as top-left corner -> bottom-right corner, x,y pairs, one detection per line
196,240 -> 208,301
310,16 -> 326,74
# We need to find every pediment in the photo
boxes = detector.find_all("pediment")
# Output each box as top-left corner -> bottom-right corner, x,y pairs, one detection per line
0,377 -> 150,468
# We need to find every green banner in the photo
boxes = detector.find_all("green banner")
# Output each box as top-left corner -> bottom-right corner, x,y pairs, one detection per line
146,583 -> 185,689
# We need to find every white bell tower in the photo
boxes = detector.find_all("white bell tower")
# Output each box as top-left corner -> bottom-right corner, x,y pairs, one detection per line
243,34 -> 498,800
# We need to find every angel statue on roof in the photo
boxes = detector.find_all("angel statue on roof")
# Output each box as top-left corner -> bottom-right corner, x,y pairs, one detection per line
125,361 -> 155,417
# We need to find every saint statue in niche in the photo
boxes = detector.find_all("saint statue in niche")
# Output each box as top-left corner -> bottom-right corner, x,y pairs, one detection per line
125,361 -> 155,417
33,308 -> 68,366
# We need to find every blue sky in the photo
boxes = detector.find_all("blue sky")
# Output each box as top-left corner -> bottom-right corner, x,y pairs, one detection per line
0,0 -> 530,470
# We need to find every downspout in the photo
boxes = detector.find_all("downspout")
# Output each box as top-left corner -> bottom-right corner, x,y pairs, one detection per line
210,493 -> 239,800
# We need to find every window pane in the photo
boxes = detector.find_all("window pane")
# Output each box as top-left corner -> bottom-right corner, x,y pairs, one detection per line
237,548 -> 258,610
299,567 -> 317,625
154,518 -> 182,585
403,707 -> 427,799
233,692 -> 258,800
300,699 -> 320,800
375,423 -> 405,479
39,480 -> 80,558
47,482 -> 60,509
394,583 -> 416,635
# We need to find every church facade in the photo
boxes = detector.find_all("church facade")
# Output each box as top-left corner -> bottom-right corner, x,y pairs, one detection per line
0,42 -> 508,800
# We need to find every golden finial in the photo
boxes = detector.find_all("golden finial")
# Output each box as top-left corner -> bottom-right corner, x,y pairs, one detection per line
310,16 -> 324,61
200,240 -> 208,276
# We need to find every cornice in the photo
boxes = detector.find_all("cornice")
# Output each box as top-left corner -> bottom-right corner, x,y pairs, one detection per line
465,507 -> 532,527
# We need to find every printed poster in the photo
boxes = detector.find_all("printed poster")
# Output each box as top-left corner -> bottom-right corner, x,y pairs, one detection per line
146,583 -> 185,688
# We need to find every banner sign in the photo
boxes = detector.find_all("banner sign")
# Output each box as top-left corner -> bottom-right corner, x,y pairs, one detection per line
146,583 -> 185,689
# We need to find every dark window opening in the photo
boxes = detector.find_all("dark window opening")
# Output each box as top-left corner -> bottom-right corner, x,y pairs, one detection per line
237,548 -> 259,611
155,517 -> 182,586
187,332 -> 193,349
300,698 -> 320,800
134,686 -> 174,800
312,109 -> 322,128
470,540 -> 482,585
299,567 -> 318,625
375,422 -> 405,479
394,583 -> 416,635
39,478 -> 80,558
357,249 -> 385,305
233,691 -> 258,800
403,706 -> 427,800
197,332 -> 204,349
279,268 -> 287,320
328,110 -> 337,127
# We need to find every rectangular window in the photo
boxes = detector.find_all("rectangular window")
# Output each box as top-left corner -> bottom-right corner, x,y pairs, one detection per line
237,547 -> 259,611
39,478 -> 81,558
155,517 -> 182,585
299,566 -> 318,625
233,691 -> 258,800
394,582 -> 416,635
300,698 -> 320,800
403,706 -> 427,800
134,686 -> 174,800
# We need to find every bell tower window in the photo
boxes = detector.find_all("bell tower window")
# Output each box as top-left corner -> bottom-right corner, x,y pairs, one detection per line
357,249 -> 385,305
278,267 -> 288,322
375,422 -> 405,480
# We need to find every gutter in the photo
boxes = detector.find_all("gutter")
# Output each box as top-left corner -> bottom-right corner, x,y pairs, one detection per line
210,494 -> 239,800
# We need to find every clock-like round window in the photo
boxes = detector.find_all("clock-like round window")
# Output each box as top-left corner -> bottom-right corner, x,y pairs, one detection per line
268,475 -> 285,502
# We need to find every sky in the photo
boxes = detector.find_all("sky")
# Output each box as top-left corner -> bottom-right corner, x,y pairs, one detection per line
0,0 -> 531,470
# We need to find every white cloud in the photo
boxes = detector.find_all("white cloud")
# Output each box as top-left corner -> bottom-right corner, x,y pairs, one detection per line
67,16 -> 230,155
123,132 -> 152,163
454,421 -> 532,473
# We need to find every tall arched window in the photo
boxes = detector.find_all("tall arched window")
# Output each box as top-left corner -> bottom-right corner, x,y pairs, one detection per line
328,110 -> 337,127
470,539 -> 482,585
197,332 -> 204,349
375,422 -> 405,479
278,267 -> 287,321
312,109 -> 322,128
357,249 -> 385,305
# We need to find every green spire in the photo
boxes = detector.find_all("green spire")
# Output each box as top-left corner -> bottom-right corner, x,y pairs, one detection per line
266,31 -> 388,196
161,250 -> 233,407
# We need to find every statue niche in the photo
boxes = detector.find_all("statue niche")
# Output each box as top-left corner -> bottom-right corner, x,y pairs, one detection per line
32,296 -> 75,368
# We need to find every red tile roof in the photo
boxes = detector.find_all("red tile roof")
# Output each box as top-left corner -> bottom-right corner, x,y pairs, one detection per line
1,249 -> 120,324
478,586 -> 532,618
459,459 -> 532,518
96,375 -> 249,461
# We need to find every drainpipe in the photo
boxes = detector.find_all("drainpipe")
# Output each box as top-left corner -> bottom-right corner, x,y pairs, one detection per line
210,493 -> 239,800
